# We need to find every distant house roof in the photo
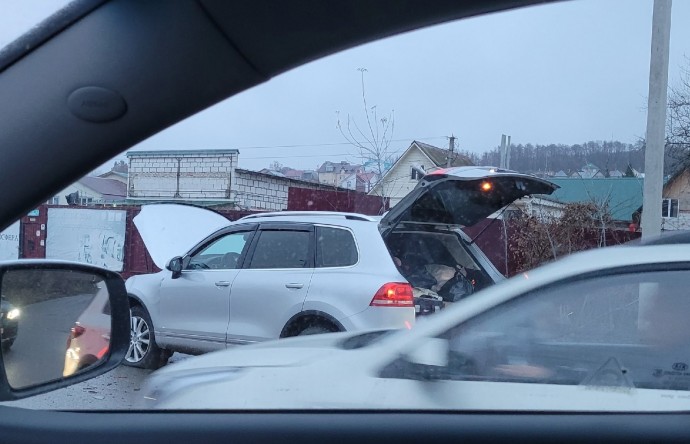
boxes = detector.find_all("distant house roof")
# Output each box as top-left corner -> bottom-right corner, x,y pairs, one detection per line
259,169 -> 287,177
608,170 -> 624,178
99,170 -> 128,179
78,177 -> 127,201
357,172 -> 378,182
414,141 -> 472,168
572,169 -> 604,179
553,170 -> 568,178
317,161 -> 362,174
542,177 -> 644,222
283,169 -> 305,179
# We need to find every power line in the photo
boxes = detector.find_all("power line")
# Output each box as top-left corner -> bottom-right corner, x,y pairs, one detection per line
233,136 -> 446,150
242,152 -> 357,160
242,143 -> 413,160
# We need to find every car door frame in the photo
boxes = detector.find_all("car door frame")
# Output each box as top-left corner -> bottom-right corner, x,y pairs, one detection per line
155,223 -> 259,352
241,222 -> 316,270
224,222 -> 316,343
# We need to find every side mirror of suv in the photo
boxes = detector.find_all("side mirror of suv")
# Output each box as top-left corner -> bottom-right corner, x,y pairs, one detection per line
0,260 -> 129,400
167,256 -> 183,279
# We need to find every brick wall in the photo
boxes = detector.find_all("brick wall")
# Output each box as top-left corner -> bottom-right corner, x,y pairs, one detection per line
128,151 -> 237,200
233,170 -> 327,211
660,212 -> 690,231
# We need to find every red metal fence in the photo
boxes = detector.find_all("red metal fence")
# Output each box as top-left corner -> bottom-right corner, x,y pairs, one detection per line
18,187 -> 384,278
463,218 -> 642,277
288,188 -> 388,215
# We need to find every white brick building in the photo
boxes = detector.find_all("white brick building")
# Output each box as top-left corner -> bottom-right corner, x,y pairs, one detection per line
233,169 -> 337,211
127,149 -> 238,201
126,149 -> 347,211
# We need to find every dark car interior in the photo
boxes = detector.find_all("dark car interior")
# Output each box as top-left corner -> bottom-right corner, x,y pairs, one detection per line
387,229 -> 494,294
2,0 -> 690,443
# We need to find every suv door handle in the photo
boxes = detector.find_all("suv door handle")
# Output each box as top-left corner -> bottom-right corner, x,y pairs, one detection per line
285,283 -> 304,289
215,281 -> 231,287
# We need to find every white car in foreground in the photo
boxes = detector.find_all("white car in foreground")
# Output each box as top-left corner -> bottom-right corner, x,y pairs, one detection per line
142,243 -> 690,412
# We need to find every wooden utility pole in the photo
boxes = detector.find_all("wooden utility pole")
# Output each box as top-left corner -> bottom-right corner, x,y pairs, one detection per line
446,135 -> 456,168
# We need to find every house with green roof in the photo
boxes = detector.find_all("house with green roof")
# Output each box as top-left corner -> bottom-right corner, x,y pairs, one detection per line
542,177 -> 644,223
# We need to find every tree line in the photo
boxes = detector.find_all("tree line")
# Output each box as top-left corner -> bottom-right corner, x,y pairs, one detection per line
456,140 -> 648,176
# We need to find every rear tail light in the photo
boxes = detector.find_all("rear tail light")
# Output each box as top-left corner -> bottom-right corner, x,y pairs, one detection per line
71,324 -> 86,339
370,283 -> 414,307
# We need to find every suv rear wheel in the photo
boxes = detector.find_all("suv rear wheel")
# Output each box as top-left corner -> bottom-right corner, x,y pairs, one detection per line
297,321 -> 339,336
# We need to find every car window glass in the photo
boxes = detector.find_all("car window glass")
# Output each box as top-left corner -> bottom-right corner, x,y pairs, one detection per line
0,1 -> 72,48
4,0 -> 690,413
249,230 -> 311,269
430,270 -> 690,391
316,226 -> 357,267
187,231 -> 251,270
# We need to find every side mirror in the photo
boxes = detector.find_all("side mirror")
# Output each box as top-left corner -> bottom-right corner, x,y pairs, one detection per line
167,256 -> 183,279
405,337 -> 449,367
0,260 -> 129,400
378,338 -> 451,382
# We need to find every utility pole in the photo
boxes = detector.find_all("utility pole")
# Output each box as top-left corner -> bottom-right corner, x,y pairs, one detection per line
446,135 -> 456,168
506,136 -> 510,170
499,134 -> 511,169
500,135 -> 506,168
641,0 -> 672,240
639,0 -> 672,334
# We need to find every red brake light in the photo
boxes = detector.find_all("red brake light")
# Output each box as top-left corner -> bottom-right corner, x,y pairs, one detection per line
370,283 -> 414,307
71,325 -> 86,339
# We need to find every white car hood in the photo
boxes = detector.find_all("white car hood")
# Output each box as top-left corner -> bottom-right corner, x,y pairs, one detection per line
155,331 -> 365,374
133,204 -> 230,269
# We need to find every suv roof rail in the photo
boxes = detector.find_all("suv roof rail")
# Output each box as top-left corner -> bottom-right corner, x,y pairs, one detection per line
239,211 -> 379,222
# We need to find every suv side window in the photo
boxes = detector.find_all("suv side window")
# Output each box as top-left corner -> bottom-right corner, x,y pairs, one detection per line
187,231 -> 252,270
249,230 -> 312,269
316,226 -> 358,267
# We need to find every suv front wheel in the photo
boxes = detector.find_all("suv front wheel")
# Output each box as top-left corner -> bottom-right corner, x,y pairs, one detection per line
125,305 -> 167,369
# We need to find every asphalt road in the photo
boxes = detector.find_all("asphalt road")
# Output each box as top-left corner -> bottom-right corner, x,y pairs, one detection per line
0,291 -> 194,410
4,294 -> 94,389
1,353 -> 191,410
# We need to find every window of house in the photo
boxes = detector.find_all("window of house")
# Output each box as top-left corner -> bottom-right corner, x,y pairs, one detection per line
316,226 -> 358,267
411,165 -> 425,180
47,196 -> 59,205
662,198 -> 679,218
249,230 -> 311,269
79,197 -> 93,206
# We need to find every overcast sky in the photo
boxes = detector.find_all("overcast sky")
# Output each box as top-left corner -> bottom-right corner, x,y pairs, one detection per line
3,0 -> 690,172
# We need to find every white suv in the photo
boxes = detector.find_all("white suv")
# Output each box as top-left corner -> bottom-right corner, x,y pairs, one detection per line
125,167 -> 556,368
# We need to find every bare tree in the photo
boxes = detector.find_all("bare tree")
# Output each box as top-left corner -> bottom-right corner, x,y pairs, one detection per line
337,68 -> 396,208
509,202 -> 620,274
666,58 -> 690,174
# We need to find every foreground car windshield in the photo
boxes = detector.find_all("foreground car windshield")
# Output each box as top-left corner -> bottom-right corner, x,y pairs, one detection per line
3,0 -> 690,413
